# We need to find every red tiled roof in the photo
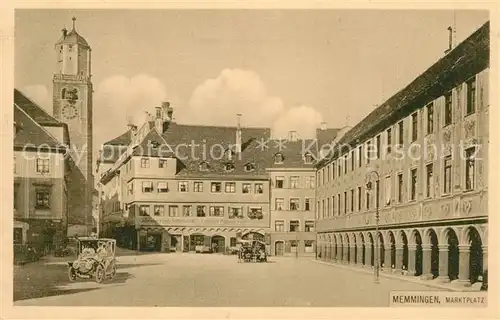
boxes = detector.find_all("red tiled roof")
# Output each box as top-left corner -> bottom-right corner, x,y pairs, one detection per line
317,20 -> 490,168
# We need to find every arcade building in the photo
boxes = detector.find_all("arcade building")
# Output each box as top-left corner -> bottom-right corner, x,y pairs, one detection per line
315,21 -> 489,286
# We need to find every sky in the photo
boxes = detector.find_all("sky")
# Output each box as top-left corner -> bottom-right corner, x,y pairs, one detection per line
14,9 -> 489,158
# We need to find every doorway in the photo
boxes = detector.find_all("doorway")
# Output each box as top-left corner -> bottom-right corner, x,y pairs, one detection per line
275,241 -> 284,256
212,235 -> 226,253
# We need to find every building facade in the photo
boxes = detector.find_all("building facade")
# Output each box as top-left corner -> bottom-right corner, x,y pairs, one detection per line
315,22 -> 489,286
268,143 -> 318,257
98,107 -> 274,253
13,17 -> 94,256
98,106 -> 341,255
13,97 -> 69,251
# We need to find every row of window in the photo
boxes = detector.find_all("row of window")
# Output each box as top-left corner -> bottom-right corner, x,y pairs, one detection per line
138,204 -> 264,219
274,152 -> 314,165
129,181 -> 264,195
275,240 -> 315,253
130,152 -> 314,176
273,176 -> 315,189
274,220 -> 315,232
274,198 -> 312,211
317,76 -> 478,187
317,148 -> 477,218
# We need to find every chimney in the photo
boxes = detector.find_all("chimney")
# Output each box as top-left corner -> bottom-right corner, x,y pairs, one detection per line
160,101 -> 174,133
126,117 -> 137,136
445,26 -> 453,54
320,122 -> 327,130
162,101 -> 173,120
62,28 -> 67,38
235,114 -> 242,153
288,130 -> 298,142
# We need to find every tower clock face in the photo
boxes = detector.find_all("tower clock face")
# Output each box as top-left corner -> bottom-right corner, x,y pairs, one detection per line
62,103 -> 78,120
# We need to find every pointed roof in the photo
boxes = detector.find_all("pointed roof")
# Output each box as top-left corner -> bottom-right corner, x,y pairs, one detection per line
14,89 -> 63,126
55,17 -> 90,48
14,104 -> 65,150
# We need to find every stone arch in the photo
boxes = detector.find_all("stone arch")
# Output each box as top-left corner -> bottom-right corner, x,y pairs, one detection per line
399,230 -> 409,271
242,231 -> 264,241
387,230 -> 397,269
351,232 -> 357,264
410,229 -> 424,276
211,234 -> 226,253
424,227 -> 440,278
327,234 -> 334,261
465,226 -> 484,283
442,227 -> 460,280
367,232 -> 375,267
376,231 -> 385,267
359,232 -> 366,265
344,233 -> 351,263
408,228 -> 424,246
338,233 -> 345,262
439,226 -> 460,245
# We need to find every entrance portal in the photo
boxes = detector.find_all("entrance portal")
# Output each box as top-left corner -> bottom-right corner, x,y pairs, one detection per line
212,235 -> 226,254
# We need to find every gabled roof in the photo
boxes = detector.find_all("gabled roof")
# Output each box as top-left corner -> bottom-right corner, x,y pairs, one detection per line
317,20 -> 490,168
99,144 -> 128,164
104,129 -> 133,146
14,89 -> 62,127
316,128 -> 341,146
14,104 -> 65,150
162,123 -> 272,177
131,128 -> 173,158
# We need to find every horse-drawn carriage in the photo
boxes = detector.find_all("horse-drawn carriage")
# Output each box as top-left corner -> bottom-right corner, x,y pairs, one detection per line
67,237 -> 117,283
237,239 -> 267,263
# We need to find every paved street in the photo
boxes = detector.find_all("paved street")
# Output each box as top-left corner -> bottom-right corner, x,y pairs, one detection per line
14,252 -> 439,307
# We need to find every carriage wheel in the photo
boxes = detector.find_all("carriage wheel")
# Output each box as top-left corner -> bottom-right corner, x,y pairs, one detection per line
110,265 -> 117,279
95,265 -> 105,283
68,267 -> 77,282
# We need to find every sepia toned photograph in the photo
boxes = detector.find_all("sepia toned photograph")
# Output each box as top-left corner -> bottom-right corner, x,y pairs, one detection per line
4,4 -> 496,315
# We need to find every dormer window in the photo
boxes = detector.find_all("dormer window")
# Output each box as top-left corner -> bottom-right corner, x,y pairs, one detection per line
244,163 -> 255,172
148,141 -> 160,149
274,153 -> 284,164
225,163 -> 235,172
304,153 -> 313,164
199,162 -> 209,171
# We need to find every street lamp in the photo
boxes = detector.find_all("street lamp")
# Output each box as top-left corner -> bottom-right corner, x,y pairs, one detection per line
366,170 -> 380,284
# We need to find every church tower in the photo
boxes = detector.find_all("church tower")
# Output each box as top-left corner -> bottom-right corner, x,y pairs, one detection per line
53,17 -> 93,234
53,17 -> 93,178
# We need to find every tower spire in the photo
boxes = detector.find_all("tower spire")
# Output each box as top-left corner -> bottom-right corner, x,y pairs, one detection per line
72,17 -> 76,30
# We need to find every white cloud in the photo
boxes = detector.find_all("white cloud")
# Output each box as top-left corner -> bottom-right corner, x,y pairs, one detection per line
179,69 -> 284,128
272,105 -> 323,139
93,74 -> 168,149
20,85 -> 52,113
182,69 -> 323,138
19,70 -> 324,163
